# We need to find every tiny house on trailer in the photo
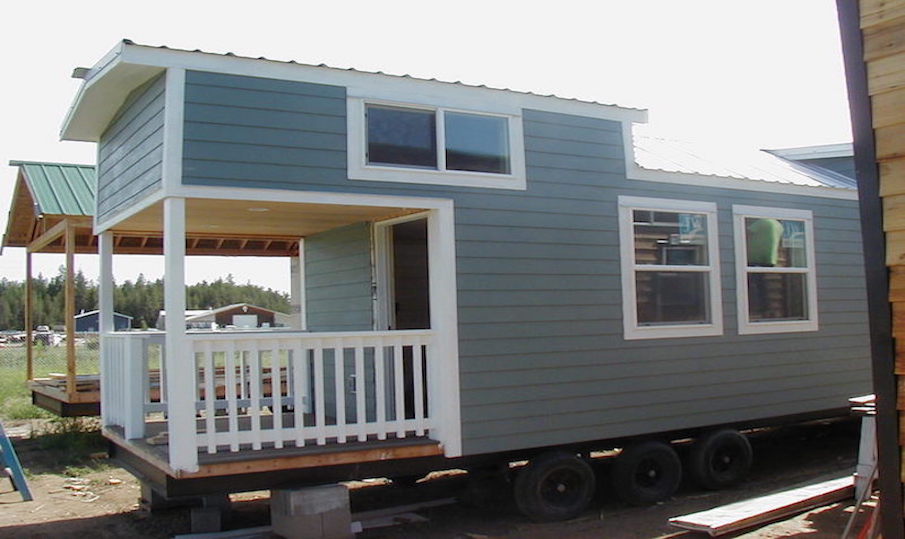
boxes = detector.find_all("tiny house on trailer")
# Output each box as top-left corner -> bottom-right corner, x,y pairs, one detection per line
60,40 -> 870,520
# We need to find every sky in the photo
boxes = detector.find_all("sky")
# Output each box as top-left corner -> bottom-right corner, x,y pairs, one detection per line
0,0 -> 852,293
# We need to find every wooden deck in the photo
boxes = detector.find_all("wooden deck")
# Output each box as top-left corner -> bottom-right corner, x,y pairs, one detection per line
105,418 -> 443,481
29,375 -> 101,416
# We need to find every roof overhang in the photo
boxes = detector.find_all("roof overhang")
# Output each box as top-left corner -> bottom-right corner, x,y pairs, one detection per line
61,40 -> 647,142
61,43 -> 166,142
766,142 -> 854,160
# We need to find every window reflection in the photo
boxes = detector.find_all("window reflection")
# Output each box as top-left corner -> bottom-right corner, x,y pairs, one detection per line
445,112 -> 510,174
367,106 -> 437,168
633,210 -> 708,266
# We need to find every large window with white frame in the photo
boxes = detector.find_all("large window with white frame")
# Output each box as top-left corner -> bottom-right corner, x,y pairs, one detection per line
348,98 -> 526,190
733,205 -> 818,334
618,196 -> 723,340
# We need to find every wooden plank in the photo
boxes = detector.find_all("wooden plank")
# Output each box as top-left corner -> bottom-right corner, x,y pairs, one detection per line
668,476 -> 854,536
892,302 -> 905,344
898,377 -> 905,410
864,19 -> 905,62
879,157 -> 905,196
24,252 -> 32,381
861,0 -> 905,30
185,440 -> 443,479
885,230 -> 905,265
890,267 -> 905,302
885,194 -> 905,231
65,222 -> 76,397
876,123 -> 905,160
872,86 -> 905,128
868,51 -> 905,95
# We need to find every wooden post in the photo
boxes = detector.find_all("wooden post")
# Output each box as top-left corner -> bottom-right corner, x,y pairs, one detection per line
163,197 -> 198,472
25,252 -> 33,381
65,221 -> 76,397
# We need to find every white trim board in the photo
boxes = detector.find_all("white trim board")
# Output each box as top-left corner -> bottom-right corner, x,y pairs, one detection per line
162,68 -> 186,193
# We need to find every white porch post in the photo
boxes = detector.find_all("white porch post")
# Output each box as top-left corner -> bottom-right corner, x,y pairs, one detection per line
290,239 -> 306,330
427,203 -> 462,457
163,197 -> 198,472
98,232 -> 114,426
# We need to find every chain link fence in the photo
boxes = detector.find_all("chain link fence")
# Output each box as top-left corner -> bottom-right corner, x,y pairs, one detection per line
0,332 -> 100,379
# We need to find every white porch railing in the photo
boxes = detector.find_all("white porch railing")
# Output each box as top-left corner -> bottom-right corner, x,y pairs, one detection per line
101,332 -> 166,440
101,330 -> 434,455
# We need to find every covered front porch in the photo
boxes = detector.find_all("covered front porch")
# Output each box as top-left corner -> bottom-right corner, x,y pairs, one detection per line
97,190 -> 460,476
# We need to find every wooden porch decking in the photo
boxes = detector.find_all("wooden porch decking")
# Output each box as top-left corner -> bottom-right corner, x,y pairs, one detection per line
29,375 -> 101,416
105,416 -> 442,481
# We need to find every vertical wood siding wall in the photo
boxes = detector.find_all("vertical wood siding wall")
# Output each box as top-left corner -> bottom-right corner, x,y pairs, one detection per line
177,70 -> 871,455
97,75 -> 165,223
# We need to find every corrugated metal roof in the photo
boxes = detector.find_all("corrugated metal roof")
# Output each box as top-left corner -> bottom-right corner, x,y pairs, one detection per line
9,161 -> 95,216
632,134 -> 855,191
116,39 -> 645,113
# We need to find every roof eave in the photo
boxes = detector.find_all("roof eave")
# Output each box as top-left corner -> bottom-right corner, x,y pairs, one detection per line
60,43 -> 166,142
62,41 -> 647,138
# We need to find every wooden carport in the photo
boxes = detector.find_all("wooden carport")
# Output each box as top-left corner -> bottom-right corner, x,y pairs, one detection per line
2,161 -> 306,415
3,161 -> 100,415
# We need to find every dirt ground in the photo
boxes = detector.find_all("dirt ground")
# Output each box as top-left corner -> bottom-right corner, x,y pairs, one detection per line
0,418 -> 873,538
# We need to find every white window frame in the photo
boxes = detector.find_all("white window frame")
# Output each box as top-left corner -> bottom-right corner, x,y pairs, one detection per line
618,196 -> 723,340
733,205 -> 818,335
348,97 -> 526,190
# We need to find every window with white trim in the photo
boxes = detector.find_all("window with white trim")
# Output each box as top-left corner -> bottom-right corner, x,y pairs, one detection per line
618,196 -> 723,340
348,99 -> 526,190
733,205 -> 818,334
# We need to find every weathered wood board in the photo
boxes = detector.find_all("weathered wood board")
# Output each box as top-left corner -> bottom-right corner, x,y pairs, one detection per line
668,476 -> 854,536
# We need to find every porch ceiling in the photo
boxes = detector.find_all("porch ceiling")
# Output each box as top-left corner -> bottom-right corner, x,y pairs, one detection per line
108,198 -> 420,256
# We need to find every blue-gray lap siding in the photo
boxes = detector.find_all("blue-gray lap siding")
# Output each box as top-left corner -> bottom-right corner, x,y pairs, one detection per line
97,75 -> 166,223
179,72 -> 871,456
304,223 -> 374,332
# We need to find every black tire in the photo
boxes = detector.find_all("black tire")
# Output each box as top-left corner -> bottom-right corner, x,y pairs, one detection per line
688,429 -> 753,490
513,452 -> 596,522
611,440 -> 682,505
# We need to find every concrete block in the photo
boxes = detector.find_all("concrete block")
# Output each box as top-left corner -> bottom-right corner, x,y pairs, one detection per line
271,484 -> 352,539
191,506 -> 223,534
